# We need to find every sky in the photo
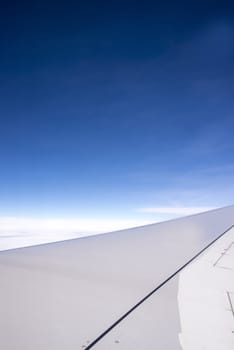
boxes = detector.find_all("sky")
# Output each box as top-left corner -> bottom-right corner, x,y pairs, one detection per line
0,1 -> 234,240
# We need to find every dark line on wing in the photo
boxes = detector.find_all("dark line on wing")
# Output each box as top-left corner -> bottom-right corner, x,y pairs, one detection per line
227,291 -> 234,319
85,225 -> 234,349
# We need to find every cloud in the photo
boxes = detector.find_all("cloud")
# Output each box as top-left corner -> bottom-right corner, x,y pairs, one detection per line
0,216 -> 153,251
137,206 -> 215,216
0,216 -> 152,234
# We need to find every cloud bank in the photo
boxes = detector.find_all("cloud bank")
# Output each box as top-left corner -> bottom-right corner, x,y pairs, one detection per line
0,216 -> 152,251
138,206 -> 215,216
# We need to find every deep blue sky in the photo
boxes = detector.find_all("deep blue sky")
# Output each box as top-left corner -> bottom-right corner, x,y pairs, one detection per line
0,1 -> 234,224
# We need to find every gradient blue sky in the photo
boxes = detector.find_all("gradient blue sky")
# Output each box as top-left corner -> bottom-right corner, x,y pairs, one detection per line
0,1 -> 234,231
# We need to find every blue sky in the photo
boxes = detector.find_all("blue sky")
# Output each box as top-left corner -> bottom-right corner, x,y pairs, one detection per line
0,1 -> 234,234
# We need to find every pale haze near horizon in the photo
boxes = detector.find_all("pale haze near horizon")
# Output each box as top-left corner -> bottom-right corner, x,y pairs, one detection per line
0,206 -> 216,251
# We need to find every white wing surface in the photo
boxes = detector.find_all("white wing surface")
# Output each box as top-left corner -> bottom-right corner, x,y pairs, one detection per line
93,226 -> 234,350
0,205 -> 233,349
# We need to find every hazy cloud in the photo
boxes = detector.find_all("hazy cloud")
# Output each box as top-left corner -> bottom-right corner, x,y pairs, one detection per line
137,206 -> 215,215
0,216 -> 152,251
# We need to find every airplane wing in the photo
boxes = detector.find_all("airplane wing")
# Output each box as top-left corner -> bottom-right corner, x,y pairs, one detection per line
0,205 -> 233,349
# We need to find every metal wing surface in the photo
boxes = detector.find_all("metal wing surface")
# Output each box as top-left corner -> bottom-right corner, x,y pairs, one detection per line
0,205 -> 233,349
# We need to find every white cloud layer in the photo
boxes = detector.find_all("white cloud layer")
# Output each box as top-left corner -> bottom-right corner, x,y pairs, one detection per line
0,216 -> 152,251
0,207 -> 217,251
138,206 -> 215,215
0,216 -> 151,234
